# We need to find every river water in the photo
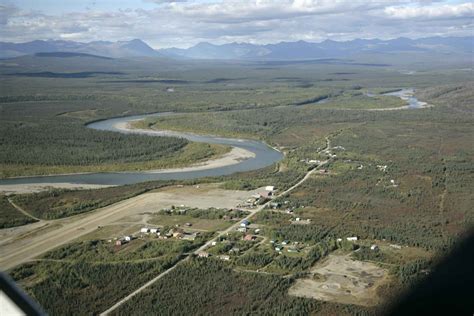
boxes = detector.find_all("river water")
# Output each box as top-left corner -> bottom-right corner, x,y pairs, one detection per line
0,113 -> 283,186
0,89 -> 427,187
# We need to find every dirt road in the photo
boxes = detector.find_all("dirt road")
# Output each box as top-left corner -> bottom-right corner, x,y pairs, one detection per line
0,184 -> 258,270
100,160 -> 328,315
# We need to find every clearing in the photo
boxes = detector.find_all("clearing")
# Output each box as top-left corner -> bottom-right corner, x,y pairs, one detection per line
0,183 -> 262,270
288,253 -> 388,306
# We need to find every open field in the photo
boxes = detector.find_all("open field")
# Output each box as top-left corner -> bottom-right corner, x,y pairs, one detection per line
289,254 -> 388,306
0,184 -> 264,270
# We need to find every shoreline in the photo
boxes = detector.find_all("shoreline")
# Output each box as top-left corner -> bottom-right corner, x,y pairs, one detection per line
0,122 -> 256,193
114,122 -> 255,173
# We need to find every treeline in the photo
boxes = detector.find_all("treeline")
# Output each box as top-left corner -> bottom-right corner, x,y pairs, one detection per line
0,121 -> 188,166
158,207 -> 249,220
11,181 -> 174,219
43,238 -> 205,262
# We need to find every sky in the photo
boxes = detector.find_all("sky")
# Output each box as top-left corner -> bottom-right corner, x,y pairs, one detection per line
1,0 -> 473,48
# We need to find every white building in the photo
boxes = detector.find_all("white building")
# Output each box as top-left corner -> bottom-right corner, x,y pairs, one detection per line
346,237 -> 358,241
140,228 -> 149,234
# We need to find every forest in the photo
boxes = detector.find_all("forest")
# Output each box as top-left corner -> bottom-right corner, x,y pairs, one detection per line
10,237 -> 209,315
112,258 -> 375,316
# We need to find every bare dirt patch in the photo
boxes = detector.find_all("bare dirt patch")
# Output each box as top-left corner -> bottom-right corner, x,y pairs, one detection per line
288,253 -> 388,306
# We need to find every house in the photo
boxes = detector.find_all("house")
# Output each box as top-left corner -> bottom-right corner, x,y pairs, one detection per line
115,240 -> 123,246
140,228 -> 150,234
197,252 -> 210,258
254,228 -> 261,234
150,228 -> 158,234
281,240 -> 289,245
173,232 -> 183,239
237,227 -> 247,233
295,217 -> 301,222
259,191 -> 272,199
269,202 -> 281,209
346,237 -> 358,241
287,248 -> 299,253
243,234 -> 256,241
124,236 -> 132,242
275,246 -> 283,252
370,244 -> 379,251
265,186 -> 275,192
219,255 -> 230,261
211,241 -> 217,246
182,232 -> 197,241
240,220 -> 250,227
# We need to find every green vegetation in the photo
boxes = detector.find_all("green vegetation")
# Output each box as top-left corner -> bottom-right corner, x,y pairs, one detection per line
0,195 -> 38,228
1,54 -> 473,313
10,238 -> 209,315
157,207 -> 249,220
113,258 -> 373,316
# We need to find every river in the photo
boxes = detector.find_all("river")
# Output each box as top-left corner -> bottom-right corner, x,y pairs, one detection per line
0,113 -> 283,186
0,89 -> 427,187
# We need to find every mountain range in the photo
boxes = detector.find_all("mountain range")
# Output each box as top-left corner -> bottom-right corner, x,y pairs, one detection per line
1,36 -> 472,60
0,39 -> 160,59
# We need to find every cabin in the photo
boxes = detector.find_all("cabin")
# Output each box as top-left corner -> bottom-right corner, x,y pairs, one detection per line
219,255 -> 230,261
197,252 -> 210,258
265,186 -> 275,192
259,191 -> 272,199
182,232 -> 198,241
240,219 -> 250,227
237,227 -> 247,233
243,234 -> 257,241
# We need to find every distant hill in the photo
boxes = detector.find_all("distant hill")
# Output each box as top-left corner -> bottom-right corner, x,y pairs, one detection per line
34,52 -> 112,59
159,36 -> 474,60
0,39 -> 161,59
1,36 -> 471,61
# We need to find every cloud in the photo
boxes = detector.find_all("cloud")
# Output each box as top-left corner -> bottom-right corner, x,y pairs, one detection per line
0,1 -> 472,48
385,3 -> 474,19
